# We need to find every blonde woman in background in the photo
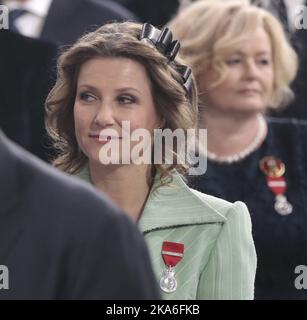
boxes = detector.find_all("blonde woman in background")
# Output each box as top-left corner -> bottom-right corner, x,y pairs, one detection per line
169,0 -> 307,299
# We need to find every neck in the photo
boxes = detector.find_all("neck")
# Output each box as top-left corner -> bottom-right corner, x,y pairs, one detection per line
200,109 -> 267,163
89,162 -> 153,222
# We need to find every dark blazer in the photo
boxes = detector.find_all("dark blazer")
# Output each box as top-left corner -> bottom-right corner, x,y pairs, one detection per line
0,30 -> 58,161
189,118 -> 307,300
0,131 -> 160,300
40,0 -> 138,46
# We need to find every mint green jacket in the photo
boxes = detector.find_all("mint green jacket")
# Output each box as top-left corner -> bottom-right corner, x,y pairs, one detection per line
75,168 -> 257,300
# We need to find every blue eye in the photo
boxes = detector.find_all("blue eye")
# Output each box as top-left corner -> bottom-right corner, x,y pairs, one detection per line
79,92 -> 96,102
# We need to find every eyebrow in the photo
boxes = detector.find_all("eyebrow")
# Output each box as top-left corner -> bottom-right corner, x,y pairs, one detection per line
77,84 -> 141,94
77,84 -> 100,94
233,50 -> 271,56
115,87 -> 141,94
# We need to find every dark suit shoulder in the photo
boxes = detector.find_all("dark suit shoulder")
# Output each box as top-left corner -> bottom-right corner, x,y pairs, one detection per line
0,134 -> 160,299
1,132 -> 125,232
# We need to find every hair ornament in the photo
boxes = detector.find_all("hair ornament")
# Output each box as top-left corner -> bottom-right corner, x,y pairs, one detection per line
140,23 -> 192,94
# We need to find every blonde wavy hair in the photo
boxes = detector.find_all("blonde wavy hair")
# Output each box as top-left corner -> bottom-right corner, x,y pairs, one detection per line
45,22 -> 198,181
168,0 -> 298,108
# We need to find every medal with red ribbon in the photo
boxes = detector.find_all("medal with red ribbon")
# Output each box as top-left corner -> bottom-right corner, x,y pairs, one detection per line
160,241 -> 184,293
260,156 -> 293,215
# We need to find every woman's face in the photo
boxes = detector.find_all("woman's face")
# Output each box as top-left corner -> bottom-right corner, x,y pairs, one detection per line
199,27 -> 274,114
74,57 -> 161,164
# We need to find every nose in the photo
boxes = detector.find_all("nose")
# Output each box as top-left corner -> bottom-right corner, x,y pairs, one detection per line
93,102 -> 115,127
244,59 -> 260,80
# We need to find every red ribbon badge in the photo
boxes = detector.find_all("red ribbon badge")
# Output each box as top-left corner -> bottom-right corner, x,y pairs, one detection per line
260,156 -> 287,195
266,176 -> 287,195
259,156 -> 293,215
161,241 -> 184,268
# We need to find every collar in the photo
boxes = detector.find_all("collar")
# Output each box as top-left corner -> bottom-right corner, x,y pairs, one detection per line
139,171 -> 226,233
3,0 -> 53,18
75,165 -> 226,233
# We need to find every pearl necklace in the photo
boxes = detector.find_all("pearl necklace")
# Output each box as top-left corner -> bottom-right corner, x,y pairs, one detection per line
206,114 -> 267,164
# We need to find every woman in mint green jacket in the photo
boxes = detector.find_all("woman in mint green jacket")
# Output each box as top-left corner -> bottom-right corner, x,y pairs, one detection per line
45,21 -> 257,300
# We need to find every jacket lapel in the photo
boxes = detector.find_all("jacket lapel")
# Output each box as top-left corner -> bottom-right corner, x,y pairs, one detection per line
139,172 -> 226,234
